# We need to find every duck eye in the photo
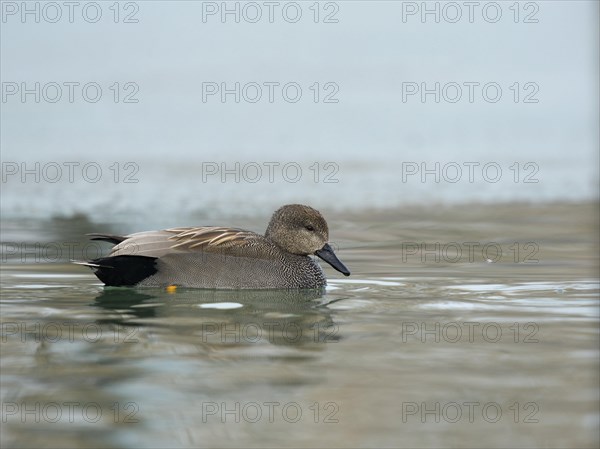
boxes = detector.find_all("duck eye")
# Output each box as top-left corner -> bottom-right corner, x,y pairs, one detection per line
305,225 -> 315,232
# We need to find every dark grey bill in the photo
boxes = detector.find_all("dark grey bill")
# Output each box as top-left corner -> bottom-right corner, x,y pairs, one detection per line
315,243 -> 351,276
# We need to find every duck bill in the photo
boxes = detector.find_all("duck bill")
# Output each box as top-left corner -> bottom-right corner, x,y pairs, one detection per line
315,243 -> 350,276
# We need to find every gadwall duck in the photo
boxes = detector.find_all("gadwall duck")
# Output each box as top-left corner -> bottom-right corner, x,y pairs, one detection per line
77,204 -> 350,289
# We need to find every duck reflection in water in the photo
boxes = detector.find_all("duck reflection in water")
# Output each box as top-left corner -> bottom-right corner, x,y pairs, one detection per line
92,287 -> 342,348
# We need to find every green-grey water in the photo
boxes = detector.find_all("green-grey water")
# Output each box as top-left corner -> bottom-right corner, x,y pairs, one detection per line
1,202 -> 598,448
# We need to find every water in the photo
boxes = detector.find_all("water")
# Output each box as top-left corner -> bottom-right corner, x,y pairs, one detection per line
1,202 -> 598,448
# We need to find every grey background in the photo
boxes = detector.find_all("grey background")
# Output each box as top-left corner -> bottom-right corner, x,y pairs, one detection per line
1,1 -> 598,227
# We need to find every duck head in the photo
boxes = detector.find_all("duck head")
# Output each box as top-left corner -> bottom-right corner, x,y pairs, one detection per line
265,204 -> 350,276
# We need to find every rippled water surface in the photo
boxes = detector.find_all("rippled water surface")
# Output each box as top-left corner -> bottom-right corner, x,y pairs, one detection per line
1,202 -> 598,448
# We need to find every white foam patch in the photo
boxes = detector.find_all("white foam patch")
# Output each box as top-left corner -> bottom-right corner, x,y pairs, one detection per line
446,284 -> 508,292
198,302 -> 243,310
418,301 -> 487,311
330,278 -> 404,286
447,281 -> 600,294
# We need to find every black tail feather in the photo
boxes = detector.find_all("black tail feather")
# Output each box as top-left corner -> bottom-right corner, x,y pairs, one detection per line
86,233 -> 128,245
90,255 -> 158,286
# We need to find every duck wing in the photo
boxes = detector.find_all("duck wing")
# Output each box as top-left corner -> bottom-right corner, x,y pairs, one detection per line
107,227 -> 261,259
